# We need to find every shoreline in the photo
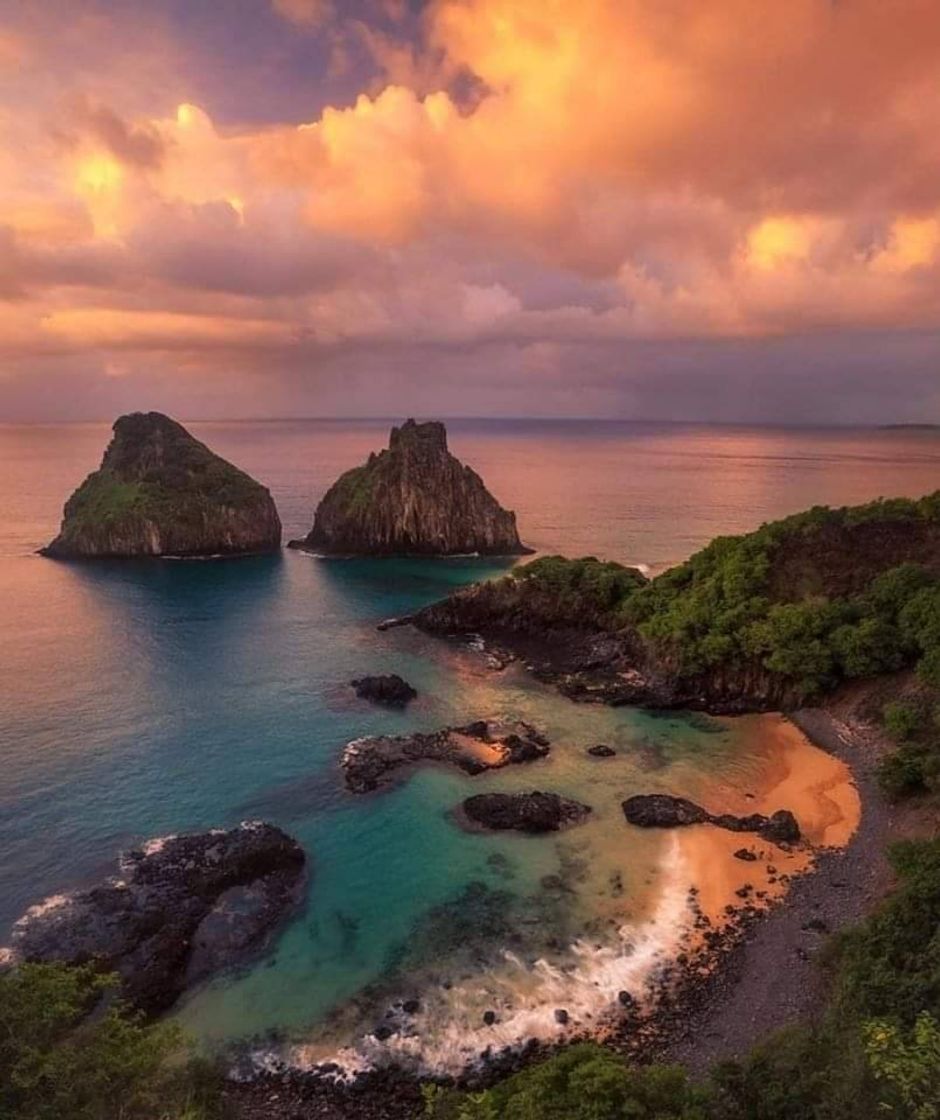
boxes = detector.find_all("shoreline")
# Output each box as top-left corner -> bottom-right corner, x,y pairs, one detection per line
223,700 -> 895,1119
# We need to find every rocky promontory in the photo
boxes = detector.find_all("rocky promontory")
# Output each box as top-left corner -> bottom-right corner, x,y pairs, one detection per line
460,791 -> 592,833
622,794 -> 800,845
289,419 -> 531,556
3,822 -> 305,1015
342,719 -> 550,793
42,412 -> 282,559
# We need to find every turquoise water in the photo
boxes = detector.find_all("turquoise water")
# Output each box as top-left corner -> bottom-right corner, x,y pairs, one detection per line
1,420 -> 938,1071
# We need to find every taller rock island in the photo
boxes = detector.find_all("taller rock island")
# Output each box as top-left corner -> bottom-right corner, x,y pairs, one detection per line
42,412 -> 282,558
290,419 -> 531,556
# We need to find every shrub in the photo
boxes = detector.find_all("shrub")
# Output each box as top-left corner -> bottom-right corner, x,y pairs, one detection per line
0,963 -> 220,1120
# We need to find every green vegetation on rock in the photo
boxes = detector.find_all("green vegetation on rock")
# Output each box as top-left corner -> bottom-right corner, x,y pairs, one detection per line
0,963 -> 220,1120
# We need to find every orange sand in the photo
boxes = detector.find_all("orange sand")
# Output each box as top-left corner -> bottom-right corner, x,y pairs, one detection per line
678,715 -> 861,925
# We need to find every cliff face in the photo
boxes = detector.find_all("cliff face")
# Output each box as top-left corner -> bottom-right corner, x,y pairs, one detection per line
290,419 -> 531,556
42,412 -> 282,558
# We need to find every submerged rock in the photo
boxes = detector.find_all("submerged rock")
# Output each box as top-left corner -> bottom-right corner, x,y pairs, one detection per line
351,674 -> 417,708
4,822 -> 305,1015
622,794 -> 800,846
288,419 -> 531,556
587,744 -> 617,758
460,791 -> 592,834
342,719 -> 550,793
42,412 -> 281,559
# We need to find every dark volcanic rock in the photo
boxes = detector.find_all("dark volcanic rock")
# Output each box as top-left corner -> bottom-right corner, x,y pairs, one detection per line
42,412 -> 281,559
587,744 -> 617,757
4,822 -> 305,1015
734,848 -> 759,862
460,791 -> 592,833
622,794 -> 710,827
351,674 -> 417,707
622,794 -> 800,846
342,719 -> 550,793
288,419 -> 531,556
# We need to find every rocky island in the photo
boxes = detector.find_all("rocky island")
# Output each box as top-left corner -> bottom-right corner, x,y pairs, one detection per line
351,673 -> 418,707
288,418 -> 531,556
342,718 -> 550,792
3,821 -> 305,1015
42,412 -> 282,558
459,791 -> 593,833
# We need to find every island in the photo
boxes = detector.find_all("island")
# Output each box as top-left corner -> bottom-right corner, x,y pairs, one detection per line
288,418 -> 532,556
459,791 -> 593,833
3,822 -> 306,1016
41,411 -> 282,558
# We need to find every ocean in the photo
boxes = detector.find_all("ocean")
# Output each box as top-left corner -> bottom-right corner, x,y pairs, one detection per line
1,419 -> 937,1073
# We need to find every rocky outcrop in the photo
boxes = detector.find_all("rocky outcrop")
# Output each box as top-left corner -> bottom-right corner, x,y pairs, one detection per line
288,419 -> 531,556
342,719 -> 550,793
42,412 -> 282,559
460,791 -> 592,833
622,794 -> 800,845
3,822 -> 305,1015
351,674 -> 417,707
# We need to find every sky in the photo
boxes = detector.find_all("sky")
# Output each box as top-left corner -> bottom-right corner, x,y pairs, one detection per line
1,0 -> 939,424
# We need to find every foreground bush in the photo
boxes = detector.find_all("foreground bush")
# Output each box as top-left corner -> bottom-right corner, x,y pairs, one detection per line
0,962 -> 221,1120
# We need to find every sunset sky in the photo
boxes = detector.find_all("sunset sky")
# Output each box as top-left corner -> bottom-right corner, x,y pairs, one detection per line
1,0 -> 939,423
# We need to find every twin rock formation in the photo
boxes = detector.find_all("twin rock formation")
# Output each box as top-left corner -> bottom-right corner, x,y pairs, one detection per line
44,413 -> 529,560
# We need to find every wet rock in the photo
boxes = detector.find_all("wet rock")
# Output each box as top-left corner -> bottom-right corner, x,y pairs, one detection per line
759,809 -> 801,844
373,1024 -> 394,1041
342,719 -> 550,793
460,791 -> 592,834
622,794 -> 799,846
483,1010 -> 497,1026
618,990 -> 635,1008
587,744 -> 617,757
734,848 -> 758,862
402,998 -> 421,1015
554,1008 -> 570,1025
350,674 -> 417,708
5,822 -> 305,1016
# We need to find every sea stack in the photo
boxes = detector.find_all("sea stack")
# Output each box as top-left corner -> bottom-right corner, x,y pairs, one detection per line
42,412 -> 282,558
289,419 -> 531,556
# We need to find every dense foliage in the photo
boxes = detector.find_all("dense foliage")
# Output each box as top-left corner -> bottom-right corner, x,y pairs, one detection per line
509,493 -> 940,701
0,963 -> 220,1120
431,838 -> 940,1120
879,692 -> 940,799
511,555 -> 648,622
625,494 -> 940,696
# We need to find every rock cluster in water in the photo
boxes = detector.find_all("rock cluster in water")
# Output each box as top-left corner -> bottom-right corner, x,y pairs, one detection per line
351,674 -> 417,707
3,822 -> 305,1015
460,791 -> 592,833
289,419 -> 531,556
342,719 -> 550,793
622,794 -> 800,845
42,412 -> 282,559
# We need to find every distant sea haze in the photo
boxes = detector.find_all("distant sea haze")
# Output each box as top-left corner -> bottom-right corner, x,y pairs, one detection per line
0,419 -> 936,1071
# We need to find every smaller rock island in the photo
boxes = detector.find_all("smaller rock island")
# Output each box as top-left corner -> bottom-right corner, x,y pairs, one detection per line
289,419 -> 531,556
460,791 -> 592,833
42,412 -> 282,559
351,673 -> 417,707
